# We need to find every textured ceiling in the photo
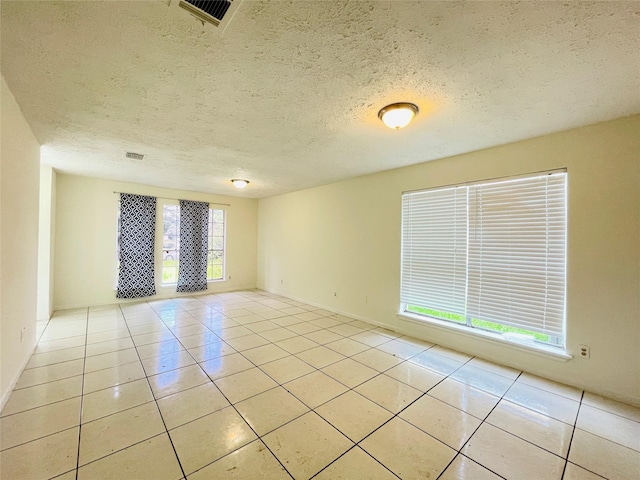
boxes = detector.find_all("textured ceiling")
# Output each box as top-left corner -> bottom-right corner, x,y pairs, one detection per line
1,1 -> 639,198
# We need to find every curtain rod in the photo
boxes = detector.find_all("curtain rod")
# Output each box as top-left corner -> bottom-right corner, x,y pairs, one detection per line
113,191 -> 230,207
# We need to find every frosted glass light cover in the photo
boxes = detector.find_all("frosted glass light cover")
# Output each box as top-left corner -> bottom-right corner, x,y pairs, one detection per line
378,103 -> 419,129
231,179 -> 249,188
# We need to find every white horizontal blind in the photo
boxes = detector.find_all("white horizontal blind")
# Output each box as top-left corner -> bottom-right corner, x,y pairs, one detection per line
401,186 -> 467,316
466,173 -> 567,338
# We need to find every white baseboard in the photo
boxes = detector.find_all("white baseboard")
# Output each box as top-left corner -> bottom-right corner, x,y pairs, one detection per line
53,283 -> 258,311
0,343 -> 36,412
268,291 -> 390,330
263,289 -> 640,407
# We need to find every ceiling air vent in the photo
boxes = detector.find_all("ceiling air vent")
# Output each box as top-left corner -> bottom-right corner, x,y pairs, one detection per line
173,0 -> 243,31
125,152 -> 145,160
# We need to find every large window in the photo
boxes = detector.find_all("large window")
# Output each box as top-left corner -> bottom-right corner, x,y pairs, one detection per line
115,205 -> 121,287
207,208 -> 225,281
162,204 -> 180,284
162,204 -> 225,285
401,171 -> 567,349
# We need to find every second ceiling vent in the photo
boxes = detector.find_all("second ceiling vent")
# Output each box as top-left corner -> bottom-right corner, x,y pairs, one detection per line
125,151 -> 145,160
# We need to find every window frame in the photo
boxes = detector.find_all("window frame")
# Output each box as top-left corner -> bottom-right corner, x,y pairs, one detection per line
206,207 -> 226,282
160,201 -> 227,287
399,170 -> 568,354
114,203 -> 121,289
161,202 -> 181,286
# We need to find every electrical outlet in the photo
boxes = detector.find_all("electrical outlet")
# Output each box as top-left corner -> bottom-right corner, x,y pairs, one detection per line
578,344 -> 590,359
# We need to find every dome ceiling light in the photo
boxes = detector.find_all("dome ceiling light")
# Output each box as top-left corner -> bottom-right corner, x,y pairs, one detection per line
231,179 -> 249,189
378,102 -> 419,129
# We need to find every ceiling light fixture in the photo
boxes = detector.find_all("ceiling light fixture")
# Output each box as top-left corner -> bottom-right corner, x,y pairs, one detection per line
231,179 -> 249,189
378,102 -> 419,129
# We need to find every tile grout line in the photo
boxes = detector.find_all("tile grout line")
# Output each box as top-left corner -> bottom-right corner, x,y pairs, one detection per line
74,307 -> 90,480
16,319 -> 614,479
309,347 -> 476,479
0,425 -> 79,455
19,291 -> 637,479
8,369 -> 84,392
121,293 -> 640,474
145,292 -> 504,476
479,412 -> 581,460
369,355 -> 476,458
6,340 -> 360,458
479,380 -> 627,459
0,392 -> 85,420
79,398 -> 159,427
308,435 -> 400,480
119,303 -> 189,480
433,368 -> 525,480
0,321 -> 129,452
34,314 -> 53,345
132,306 -> 501,478
442,371 -> 609,461
229,335 -> 366,480
560,391 -> 598,480
152,295 -> 298,480
437,367 -> 589,477
579,403 -> 640,423
14,345 -> 116,376
202,308 -> 304,480
191,294 -> 385,477
25,346 -> 92,369
70,431 -> 169,474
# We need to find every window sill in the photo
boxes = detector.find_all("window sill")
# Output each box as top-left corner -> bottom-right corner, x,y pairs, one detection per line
159,279 -> 226,288
396,311 -> 572,362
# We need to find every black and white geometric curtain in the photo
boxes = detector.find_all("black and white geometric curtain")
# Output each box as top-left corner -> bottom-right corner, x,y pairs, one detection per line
117,194 -> 157,298
176,200 -> 209,292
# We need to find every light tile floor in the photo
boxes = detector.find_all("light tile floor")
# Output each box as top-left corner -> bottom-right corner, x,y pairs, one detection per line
1,290 -> 638,479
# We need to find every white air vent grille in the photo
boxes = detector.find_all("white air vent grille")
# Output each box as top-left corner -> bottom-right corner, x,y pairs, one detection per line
180,0 -> 230,25
171,0 -> 243,32
125,152 -> 145,160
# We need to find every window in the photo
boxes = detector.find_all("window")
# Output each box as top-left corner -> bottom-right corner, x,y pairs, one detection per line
115,204 -> 121,287
162,204 -> 180,284
207,209 -> 225,281
401,171 -> 567,349
162,204 -> 225,285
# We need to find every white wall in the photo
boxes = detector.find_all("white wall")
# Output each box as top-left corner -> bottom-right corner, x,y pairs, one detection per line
37,165 -> 56,321
258,115 -> 640,405
0,77 -> 41,406
54,174 -> 258,309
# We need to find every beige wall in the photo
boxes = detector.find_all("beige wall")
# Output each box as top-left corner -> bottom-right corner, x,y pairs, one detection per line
258,115 -> 640,405
54,174 -> 258,309
1,77 -> 41,406
37,165 -> 56,321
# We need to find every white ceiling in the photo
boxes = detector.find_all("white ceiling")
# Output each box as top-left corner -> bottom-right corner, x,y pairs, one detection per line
1,1 -> 639,198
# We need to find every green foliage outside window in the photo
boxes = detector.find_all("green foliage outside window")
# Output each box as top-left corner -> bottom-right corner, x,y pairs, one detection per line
407,305 -> 550,342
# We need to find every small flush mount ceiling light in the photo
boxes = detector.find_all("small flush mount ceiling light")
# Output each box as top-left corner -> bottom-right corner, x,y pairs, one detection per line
231,179 -> 250,189
378,102 -> 419,129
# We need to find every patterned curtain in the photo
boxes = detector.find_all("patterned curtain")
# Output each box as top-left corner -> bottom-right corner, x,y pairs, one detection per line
177,200 -> 209,292
117,194 -> 157,298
